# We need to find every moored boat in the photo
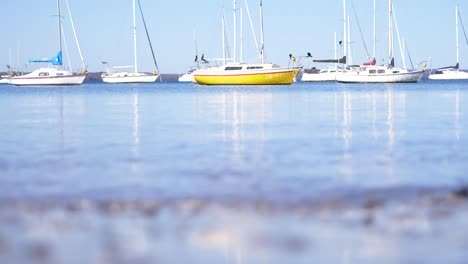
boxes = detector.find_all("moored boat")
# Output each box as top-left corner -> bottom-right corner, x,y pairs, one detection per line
336,0 -> 425,83
429,6 -> 468,80
102,0 -> 159,84
9,68 -> 85,86
9,0 -> 86,86
194,0 -> 301,86
194,63 -> 300,85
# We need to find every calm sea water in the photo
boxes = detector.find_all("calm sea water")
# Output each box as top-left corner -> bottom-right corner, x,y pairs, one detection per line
0,81 -> 467,263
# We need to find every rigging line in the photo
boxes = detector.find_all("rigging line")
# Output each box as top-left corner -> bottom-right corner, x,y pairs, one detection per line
223,14 -> 233,60
244,0 -> 261,59
351,0 -> 370,59
137,0 -> 159,71
61,25 -> 72,71
404,39 -> 414,69
458,10 -> 468,46
65,0 -> 85,70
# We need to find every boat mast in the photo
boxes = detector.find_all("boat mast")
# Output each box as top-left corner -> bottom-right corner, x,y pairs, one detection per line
343,0 -> 347,66
388,0 -> 394,66
240,7 -> 243,63
348,16 -> 351,65
259,0 -> 265,64
457,5 -> 460,68
373,0 -> 376,59
334,32 -> 337,69
133,0 -> 138,73
233,0 -> 237,63
57,0 -> 62,54
222,13 -> 226,65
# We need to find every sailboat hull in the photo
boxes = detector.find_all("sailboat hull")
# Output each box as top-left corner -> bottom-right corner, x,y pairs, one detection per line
178,73 -> 195,82
336,68 -> 425,83
9,68 -> 86,86
102,72 -> 159,83
194,67 -> 301,85
428,70 -> 468,80
301,68 -> 340,82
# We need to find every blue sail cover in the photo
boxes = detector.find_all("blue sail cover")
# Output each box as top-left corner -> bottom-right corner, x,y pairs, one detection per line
29,51 -> 62,66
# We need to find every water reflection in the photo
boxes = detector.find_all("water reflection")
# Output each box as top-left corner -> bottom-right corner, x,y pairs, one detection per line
1,83 -> 468,264
455,89 -> 460,141
387,87 -> 395,151
342,90 -> 352,151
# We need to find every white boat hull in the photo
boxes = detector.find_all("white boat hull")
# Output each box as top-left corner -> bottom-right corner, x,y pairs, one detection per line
178,73 -> 195,82
428,70 -> 468,80
336,69 -> 424,83
102,72 -> 159,83
9,68 -> 86,86
301,72 -> 337,82
0,79 -> 9,84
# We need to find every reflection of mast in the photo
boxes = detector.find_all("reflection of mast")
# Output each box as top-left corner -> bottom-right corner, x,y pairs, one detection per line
372,91 -> 377,139
133,92 -> 140,145
59,89 -> 65,160
387,88 -> 395,150
343,91 -> 352,150
455,89 -> 460,140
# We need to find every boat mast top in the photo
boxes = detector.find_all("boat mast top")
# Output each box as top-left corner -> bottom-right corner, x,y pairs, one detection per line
343,0 -> 347,66
457,5 -> 460,66
388,0 -> 394,66
233,0 -> 237,63
133,0 -> 138,73
259,0 -> 265,64
57,0 -> 62,54
373,0 -> 376,59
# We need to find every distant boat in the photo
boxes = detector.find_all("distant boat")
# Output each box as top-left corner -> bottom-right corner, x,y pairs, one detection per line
102,0 -> 159,83
301,55 -> 346,82
194,0 -> 301,85
302,67 -> 340,82
336,0 -> 425,83
9,0 -> 86,86
178,68 -> 196,82
179,54 -> 208,83
0,72 -> 10,84
429,5 -> 468,80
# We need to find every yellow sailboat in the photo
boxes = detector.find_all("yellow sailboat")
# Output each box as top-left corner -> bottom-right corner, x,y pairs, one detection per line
194,63 -> 301,85
194,0 -> 301,85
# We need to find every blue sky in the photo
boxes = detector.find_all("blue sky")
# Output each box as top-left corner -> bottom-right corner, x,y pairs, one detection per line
1,0 -> 466,73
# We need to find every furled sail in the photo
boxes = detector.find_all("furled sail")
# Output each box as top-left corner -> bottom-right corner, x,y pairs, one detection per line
29,51 -> 63,66
313,56 -> 346,64
438,62 -> 460,70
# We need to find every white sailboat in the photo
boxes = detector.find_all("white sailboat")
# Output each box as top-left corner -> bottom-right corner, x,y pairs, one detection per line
336,0 -> 425,83
193,0 -> 301,85
0,78 -> 9,85
178,69 -> 196,82
102,0 -> 159,83
301,55 -> 346,82
0,70 -> 10,84
429,5 -> 468,80
301,67 -> 341,82
9,0 -> 86,86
